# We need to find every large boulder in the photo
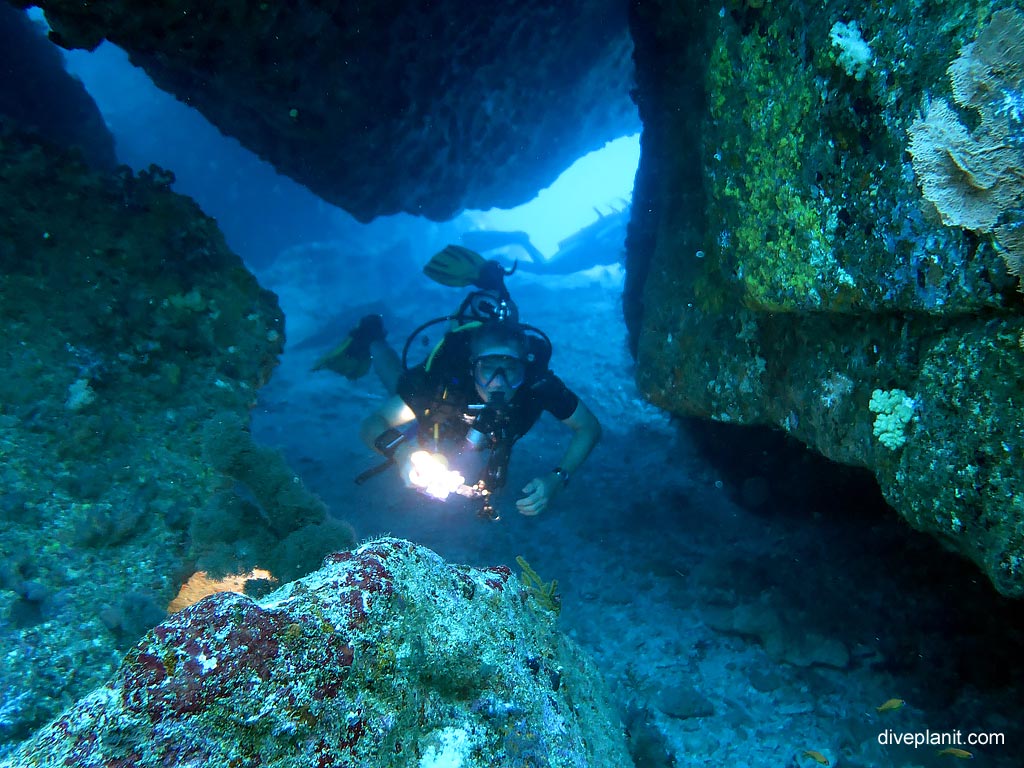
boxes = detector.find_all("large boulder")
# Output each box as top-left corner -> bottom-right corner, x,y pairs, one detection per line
0,127 -> 352,751
627,1 -> 1024,596
14,0 -> 638,222
0,538 -> 632,768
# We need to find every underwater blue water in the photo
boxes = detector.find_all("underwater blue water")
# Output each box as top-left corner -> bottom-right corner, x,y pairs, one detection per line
3,10 -> 1023,766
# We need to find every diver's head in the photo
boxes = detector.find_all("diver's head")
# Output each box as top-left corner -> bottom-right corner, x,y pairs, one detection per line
469,322 -> 528,403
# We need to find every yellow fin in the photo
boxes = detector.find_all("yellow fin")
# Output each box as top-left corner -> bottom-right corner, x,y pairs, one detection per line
423,245 -> 487,287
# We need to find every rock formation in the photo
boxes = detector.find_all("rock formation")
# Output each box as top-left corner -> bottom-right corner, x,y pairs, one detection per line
0,3 -> 115,168
0,539 -> 631,768
0,127 -> 353,748
14,0 -> 638,222
627,1 -> 1024,596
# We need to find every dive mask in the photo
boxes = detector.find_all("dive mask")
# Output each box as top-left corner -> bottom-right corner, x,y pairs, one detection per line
472,353 -> 526,390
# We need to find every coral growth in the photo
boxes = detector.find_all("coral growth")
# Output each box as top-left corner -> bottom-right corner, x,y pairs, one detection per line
868,388 -> 916,451
830,20 -> 874,81
908,9 -> 1024,286
630,0 -> 1024,598
515,556 -> 561,614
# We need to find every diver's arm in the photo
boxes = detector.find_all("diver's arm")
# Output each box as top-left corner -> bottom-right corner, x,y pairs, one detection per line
516,399 -> 601,516
360,395 -> 416,454
554,399 -> 602,478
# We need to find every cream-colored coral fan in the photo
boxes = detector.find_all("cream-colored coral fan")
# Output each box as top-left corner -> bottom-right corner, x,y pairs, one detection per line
908,9 -> 1024,284
997,219 -> 1024,277
948,10 -> 1024,111
908,98 -> 1015,232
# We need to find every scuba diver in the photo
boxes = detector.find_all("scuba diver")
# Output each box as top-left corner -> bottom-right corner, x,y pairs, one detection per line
313,245 -> 602,518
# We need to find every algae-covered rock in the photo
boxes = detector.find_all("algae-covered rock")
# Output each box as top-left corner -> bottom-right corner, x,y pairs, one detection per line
0,127 -> 331,751
627,1 -> 1024,595
0,538 -> 632,768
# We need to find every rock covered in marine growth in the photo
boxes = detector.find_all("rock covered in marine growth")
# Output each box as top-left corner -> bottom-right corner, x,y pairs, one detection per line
0,125 -> 302,747
1,538 -> 631,767
627,0 -> 1024,597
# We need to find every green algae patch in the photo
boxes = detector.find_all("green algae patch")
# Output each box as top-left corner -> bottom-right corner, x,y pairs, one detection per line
708,23 -> 842,312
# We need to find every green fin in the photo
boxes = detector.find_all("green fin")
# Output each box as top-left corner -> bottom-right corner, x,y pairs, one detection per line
423,245 -> 487,287
311,336 -> 373,380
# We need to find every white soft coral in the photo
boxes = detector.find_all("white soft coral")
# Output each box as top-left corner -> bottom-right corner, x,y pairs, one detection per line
830,20 -> 874,81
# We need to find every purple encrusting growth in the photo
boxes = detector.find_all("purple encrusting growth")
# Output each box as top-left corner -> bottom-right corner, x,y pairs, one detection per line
1,538 -> 630,767
121,595 -> 290,721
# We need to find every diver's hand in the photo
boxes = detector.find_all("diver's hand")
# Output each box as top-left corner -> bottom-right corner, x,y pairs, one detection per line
516,474 -> 563,516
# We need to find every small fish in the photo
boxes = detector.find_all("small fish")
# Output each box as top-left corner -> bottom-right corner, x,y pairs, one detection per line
802,750 -> 830,765
937,748 -> 974,759
875,698 -> 905,713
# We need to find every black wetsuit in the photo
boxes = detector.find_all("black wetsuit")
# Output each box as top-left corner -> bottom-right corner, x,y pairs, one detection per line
396,332 -> 578,490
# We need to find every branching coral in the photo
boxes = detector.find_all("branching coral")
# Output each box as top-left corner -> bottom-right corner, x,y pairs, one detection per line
515,556 -> 560,615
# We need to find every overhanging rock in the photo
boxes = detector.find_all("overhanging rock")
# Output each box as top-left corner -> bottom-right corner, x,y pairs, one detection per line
17,0 -> 638,221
